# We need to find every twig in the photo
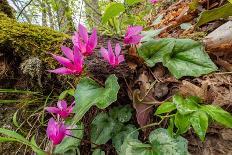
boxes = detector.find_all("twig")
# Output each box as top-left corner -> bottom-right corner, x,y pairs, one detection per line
17,0 -> 34,20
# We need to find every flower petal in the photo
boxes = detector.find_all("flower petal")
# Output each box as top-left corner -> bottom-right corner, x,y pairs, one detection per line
118,55 -> 125,64
73,46 -> 83,73
115,43 -> 121,57
100,47 -> 109,61
61,46 -> 74,61
48,67 -> 74,75
46,107 -> 60,114
126,26 -> 143,37
57,100 -> 67,110
87,28 -> 98,51
124,35 -> 143,44
78,24 -> 88,43
51,54 -> 74,69
107,41 -> 115,65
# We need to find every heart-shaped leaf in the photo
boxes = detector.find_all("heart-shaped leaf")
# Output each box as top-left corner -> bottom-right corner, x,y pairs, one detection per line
91,113 -> 116,145
120,128 -> 188,155
112,124 -> 138,153
175,112 -> 191,134
109,105 -> 133,123
138,38 -> 217,79
72,75 -> 119,124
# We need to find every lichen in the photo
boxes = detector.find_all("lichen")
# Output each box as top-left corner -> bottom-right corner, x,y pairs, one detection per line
0,12 -> 70,69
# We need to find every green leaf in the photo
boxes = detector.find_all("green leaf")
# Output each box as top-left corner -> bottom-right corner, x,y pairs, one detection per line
190,111 -> 208,141
92,149 -> 105,155
59,89 -> 75,100
173,95 -> 198,115
138,38 -> 217,79
196,3 -> 232,27
229,0 -> 232,4
54,122 -> 84,154
109,105 -> 133,123
112,124 -> 138,153
0,128 -> 46,155
72,75 -> 120,124
120,128 -> 188,155
201,105 -> 232,128
155,102 -> 176,115
175,113 -> 191,134
125,0 -> 143,6
13,110 -> 20,128
167,117 -> 174,137
141,28 -> 165,42
91,113 -> 116,145
102,2 -> 125,24
149,128 -> 189,155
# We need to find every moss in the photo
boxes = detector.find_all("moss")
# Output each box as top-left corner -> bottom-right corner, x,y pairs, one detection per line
0,12 -> 70,68
0,0 -> 15,18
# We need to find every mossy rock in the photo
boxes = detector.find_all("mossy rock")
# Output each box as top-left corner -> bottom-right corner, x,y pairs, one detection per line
0,12 -> 70,69
0,0 -> 14,18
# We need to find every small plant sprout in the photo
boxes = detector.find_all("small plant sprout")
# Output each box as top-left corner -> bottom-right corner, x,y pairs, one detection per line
48,46 -> 83,75
124,26 -> 143,45
100,41 -> 125,67
72,24 -> 98,56
46,118 -> 71,145
46,100 -> 74,119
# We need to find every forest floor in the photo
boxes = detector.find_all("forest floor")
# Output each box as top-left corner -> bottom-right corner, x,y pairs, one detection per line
1,0 -> 232,154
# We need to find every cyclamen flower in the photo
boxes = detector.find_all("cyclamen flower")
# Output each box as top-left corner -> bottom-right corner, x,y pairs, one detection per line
150,0 -> 158,4
100,41 -> 124,67
72,24 -> 98,56
46,118 -> 70,145
124,26 -> 143,45
48,46 -> 83,75
46,100 -> 74,119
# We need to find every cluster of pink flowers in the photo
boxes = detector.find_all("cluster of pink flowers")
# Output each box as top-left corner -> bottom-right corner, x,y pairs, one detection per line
46,100 -> 74,145
46,24 -> 143,145
48,24 -> 143,75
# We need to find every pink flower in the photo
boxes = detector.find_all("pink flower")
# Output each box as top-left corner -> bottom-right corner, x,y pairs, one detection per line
46,100 -> 74,119
124,26 -> 143,45
100,41 -> 124,67
72,24 -> 98,56
48,46 -> 83,75
150,0 -> 158,4
46,118 -> 70,145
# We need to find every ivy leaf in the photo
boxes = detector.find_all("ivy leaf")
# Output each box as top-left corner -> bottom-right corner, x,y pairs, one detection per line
138,38 -> 217,79
201,105 -> 232,128
109,105 -> 133,123
102,2 -> 125,23
54,122 -> 84,154
155,102 -> 176,115
112,124 -> 138,153
120,128 -> 188,155
175,112 -> 191,134
190,111 -> 208,141
72,75 -> 119,124
91,113 -> 116,145
196,3 -> 232,27
125,0 -> 143,6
